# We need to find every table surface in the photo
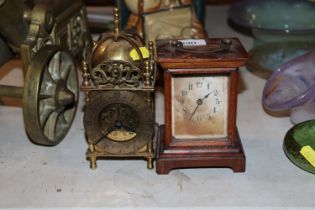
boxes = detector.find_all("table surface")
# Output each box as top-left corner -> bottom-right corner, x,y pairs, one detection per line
0,6 -> 314,210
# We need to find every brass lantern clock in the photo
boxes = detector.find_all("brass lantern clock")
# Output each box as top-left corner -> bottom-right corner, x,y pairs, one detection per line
81,9 -> 157,170
156,38 -> 248,174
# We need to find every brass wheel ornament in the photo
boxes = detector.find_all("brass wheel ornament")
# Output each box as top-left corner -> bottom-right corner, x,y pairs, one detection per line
23,45 -> 78,146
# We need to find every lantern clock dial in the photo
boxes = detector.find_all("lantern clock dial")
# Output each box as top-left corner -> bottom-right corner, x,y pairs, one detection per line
100,103 -> 139,142
84,91 -> 154,154
172,75 -> 229,139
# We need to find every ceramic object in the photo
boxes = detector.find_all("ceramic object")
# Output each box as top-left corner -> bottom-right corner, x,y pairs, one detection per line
284,120 -> 315,174
229,0 -> 315,44
247,41 -> 315,79
262,50 -> 315,124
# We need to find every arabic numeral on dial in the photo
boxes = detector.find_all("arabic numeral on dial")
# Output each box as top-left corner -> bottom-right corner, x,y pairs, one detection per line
182,90 -> 187,96
216,98 -> 222,105
196,81 -> 203,88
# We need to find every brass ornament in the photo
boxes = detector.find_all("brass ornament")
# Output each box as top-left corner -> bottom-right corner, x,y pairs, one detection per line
20,1 -> 90,145
21,1 -> 91,72
0,0 -> 90,145
82,8 -> 156,170
23,45 -> 78,145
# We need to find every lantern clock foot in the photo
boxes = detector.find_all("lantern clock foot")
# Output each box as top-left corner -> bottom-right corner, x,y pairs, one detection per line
86,142 -> 156,170
89,156 -> 97,170
147,157 -> 154,169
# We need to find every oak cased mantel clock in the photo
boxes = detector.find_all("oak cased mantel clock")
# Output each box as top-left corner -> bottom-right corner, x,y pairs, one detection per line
156,38 -> 248,174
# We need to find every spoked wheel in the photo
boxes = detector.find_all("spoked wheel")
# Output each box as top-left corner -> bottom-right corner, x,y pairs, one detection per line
23,45 -> 79,146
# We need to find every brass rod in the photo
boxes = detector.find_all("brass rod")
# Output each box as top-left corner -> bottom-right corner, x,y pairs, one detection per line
0,85 -> 23,98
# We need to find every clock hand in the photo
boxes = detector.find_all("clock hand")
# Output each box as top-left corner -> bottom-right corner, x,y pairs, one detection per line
189,105 -> 199,120
120,124 -> 137,134
96,123 -> 121,144
189,92 -> 211,120
201,92 -> 211,101
93,122 -> 124,144
189,98 -> 203,119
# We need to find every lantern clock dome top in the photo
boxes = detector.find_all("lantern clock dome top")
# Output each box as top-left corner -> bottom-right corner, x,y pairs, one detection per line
89,8 -> 145,70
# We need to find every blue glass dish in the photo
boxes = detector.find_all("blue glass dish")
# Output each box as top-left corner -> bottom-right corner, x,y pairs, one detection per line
229,0 -> 315,44
247,41 -> 315,79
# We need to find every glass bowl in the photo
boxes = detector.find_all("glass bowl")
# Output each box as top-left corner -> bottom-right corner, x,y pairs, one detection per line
284,120 -> 315,174
262,50 -> 315,124
247,41 -> 315,79
229,0 -> 315,44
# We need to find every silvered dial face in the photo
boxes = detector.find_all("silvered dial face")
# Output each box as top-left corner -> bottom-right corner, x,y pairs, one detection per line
172,75 -> 229,140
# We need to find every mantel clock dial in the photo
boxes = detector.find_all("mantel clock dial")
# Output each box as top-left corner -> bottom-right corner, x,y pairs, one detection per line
172,75 -> 229,140
156,38 -> 248,174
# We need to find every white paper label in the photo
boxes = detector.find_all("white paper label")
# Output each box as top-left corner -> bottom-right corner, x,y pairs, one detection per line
179,39 -> 207,46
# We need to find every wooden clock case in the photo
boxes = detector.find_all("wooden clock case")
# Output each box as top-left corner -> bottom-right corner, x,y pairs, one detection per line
156,38 -> 248,174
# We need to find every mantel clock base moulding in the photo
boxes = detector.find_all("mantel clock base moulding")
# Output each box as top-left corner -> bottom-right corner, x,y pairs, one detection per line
155,38 -> 248,174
